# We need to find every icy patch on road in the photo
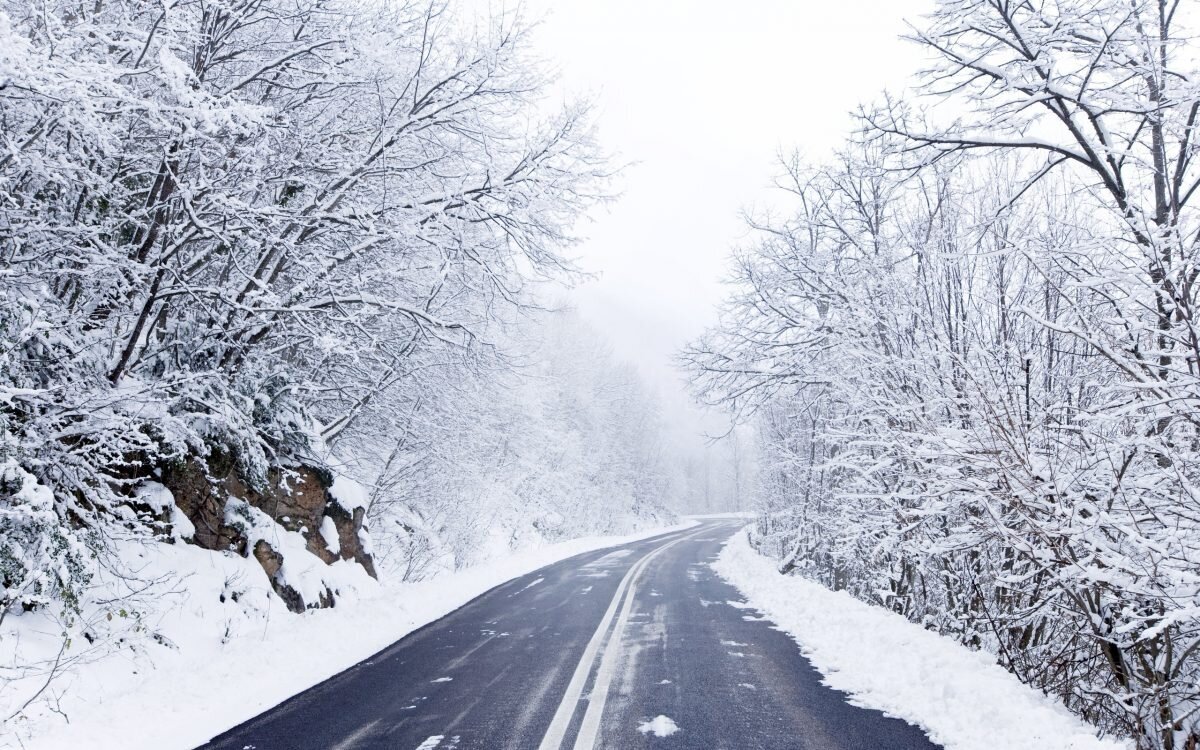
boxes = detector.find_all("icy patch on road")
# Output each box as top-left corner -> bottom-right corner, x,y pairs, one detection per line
713,529 -> 1131,750
638,715 -> 680,737
586,549 -> 633,566
329,718 -> 380,750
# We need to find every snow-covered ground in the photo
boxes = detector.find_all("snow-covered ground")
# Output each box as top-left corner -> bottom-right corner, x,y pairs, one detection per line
712,528 -> 1133,750
5,521 -> 696,750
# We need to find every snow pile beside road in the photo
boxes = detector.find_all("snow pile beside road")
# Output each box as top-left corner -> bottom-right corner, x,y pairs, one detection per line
11,521 -> 696,750
713,529 -> 1132,750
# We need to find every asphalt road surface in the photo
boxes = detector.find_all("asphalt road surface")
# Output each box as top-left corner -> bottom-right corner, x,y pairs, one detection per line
198,520 -> 941,750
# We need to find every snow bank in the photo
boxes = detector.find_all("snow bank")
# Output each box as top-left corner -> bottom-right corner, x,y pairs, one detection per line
9,520 -> 697,750
712,529 -> 1132,750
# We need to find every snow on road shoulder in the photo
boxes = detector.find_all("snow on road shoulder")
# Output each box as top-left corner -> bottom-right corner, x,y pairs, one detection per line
712,528 -> 1131,750
16,520 -> 698,750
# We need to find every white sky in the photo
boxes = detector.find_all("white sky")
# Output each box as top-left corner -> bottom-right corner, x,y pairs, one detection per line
527,0 -> 932,412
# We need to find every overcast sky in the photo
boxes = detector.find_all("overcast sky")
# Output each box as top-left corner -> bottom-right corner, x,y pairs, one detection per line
528,0 -> 932,424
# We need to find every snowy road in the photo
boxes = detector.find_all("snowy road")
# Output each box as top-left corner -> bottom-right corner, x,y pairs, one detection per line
197,521 -> 940,750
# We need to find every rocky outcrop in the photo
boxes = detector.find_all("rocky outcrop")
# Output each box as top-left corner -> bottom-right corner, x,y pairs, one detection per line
161,451 -> 376,612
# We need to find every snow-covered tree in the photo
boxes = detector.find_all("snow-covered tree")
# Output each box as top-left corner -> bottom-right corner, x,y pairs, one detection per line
333,309 -> 677,579
0,0 -> 596,581
687,3 -> 1200,746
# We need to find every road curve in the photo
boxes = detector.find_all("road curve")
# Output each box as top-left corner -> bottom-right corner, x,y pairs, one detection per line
198,520 -> 941,750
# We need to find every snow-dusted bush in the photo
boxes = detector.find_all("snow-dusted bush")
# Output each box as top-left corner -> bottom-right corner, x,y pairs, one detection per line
0,462 -> 90,618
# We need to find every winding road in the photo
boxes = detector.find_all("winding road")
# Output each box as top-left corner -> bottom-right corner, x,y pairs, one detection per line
198,520 -> 940,750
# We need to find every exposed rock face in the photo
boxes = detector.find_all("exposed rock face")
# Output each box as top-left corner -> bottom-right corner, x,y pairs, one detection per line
162,452 -> 376,612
